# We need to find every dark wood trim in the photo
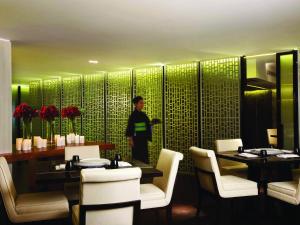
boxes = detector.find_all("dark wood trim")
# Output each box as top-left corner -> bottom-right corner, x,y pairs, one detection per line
240,56 -> 247,140
162,65 -> 166,148
197,62 -> 201,147
79,200 -> 140,225
16,85 -> 21,138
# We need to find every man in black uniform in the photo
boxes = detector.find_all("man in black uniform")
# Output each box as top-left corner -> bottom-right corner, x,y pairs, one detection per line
126,96 -> 151,163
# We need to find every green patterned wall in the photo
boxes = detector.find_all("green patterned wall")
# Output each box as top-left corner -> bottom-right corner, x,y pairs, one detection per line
61,76 -> 82,135
43,78 -> 61,136
22,58 -> 241,173
28,80 -> 43,136
106,71 -> 132,160
134,67 -> 163,166
200,58 -> 240,149
165,62 -> 199,173
82,73 -> 105,142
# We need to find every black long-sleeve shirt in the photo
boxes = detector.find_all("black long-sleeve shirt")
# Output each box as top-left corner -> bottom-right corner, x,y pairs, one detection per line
126,109 -> 152,141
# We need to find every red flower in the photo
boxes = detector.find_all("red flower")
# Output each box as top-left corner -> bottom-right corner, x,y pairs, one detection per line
13,103 -> 38,121
39,105 -> 59,121
61,106 -> 81,120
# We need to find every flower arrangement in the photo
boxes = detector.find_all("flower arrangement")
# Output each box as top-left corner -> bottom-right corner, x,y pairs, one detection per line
61,106 -> 81,134
39,105 -> 59,122
13,103 -> 38,139
61,106 -> 81,120
13,103 -> 38,122
40,105 -> 59,143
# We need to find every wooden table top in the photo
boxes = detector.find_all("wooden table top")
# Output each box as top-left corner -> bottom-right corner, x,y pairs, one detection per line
216,151 -> 300,166
0,142 -> 115,163
36,159 -> 163,182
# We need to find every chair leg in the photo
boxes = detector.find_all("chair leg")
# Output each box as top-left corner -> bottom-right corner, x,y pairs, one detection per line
166,204 -> 172,225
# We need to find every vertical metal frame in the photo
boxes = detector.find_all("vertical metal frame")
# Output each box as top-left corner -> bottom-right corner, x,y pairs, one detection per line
240,56 -> 247,142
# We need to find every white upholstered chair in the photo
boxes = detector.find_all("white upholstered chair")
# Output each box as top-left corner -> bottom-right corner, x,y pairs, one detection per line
267,128 -> 277,148
0,157 -> 69,224
215,139 -> 248,178
267,180 -> 300,205
140,149 -> 183,223
64,145 -> 101,201
65,145 -> 100,161
72,167 -> 141,225
189,147 -> 258,220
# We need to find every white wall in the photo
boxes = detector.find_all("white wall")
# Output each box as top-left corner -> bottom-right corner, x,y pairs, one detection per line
0,39 -> 12,153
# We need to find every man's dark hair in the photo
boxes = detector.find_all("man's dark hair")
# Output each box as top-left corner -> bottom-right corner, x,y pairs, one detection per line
132,96 -> 143,104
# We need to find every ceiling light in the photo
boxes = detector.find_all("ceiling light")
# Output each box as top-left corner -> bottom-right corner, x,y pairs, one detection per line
246,53 -> 276,58
89,60 -> 98,64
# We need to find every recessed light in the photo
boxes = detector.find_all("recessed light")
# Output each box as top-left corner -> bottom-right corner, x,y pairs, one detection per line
89,60 -> 98,64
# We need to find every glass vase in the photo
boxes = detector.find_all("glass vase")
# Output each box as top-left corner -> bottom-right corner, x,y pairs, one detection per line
46,120 -> 55,144
69,119 -> 76,134
22,119 -> 32,139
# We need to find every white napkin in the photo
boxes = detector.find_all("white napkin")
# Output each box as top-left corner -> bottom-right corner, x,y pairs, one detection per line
118,161 -> 132,167
238,153 -> 258,158
276,154 -> 299,159
55,164 -> 66,170
282,150 -> 294,154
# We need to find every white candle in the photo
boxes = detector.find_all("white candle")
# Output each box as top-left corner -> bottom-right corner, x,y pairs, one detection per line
42,139 -> 47,148
54,134 -> 60,143
27,139 -> 32,150
16,138 -> 23,151
60,136 -> 66,146
75,135 -> 80,144
70,133 -> 75,143
22,139 -> 31,151
33,136 -> 41,147
37,138 -> 43,148
66,135 -> 72,144
79,136 -> 85,144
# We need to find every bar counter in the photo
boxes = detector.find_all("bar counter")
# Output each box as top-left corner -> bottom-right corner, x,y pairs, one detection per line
0,142 -> 115,163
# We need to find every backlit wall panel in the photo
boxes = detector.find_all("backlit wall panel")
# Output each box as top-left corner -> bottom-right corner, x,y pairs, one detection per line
165,62 -> 199,173
134,67 -> 163,166
61,76 -> 82,135
82,73 -> 105,142
43,78 -> 61,135
106,71 -> 132,159
201,58 -> 240,149
28,80 -> 43,136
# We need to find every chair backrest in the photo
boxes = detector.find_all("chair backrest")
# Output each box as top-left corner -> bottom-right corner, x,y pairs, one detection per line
190,147 -> 221,195
267,129 -> 277,147
80,167 -> 141,225
0,157 -> 18,222
65,145 -> 100,161
153,149 -> 183,205
215,139 -> 243,168
215,139 -> 243,153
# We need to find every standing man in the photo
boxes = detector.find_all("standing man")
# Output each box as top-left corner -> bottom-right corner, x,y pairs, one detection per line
126,96 -> 152,163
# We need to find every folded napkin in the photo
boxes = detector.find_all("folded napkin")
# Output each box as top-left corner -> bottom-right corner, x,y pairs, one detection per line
276,154 -> 299,159
118,161 -> 132,167
238,153 -> 258,158
55,164 -> 66,170
282,150 -> 294,154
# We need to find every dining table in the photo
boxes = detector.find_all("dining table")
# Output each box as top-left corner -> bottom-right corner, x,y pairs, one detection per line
216,149 -> 300,194
35,159 -> 163,186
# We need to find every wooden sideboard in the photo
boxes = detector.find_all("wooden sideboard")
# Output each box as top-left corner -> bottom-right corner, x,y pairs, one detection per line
0,142 -> 115,163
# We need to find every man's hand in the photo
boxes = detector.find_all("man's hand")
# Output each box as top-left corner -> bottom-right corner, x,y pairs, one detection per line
128,137 -> 134,148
